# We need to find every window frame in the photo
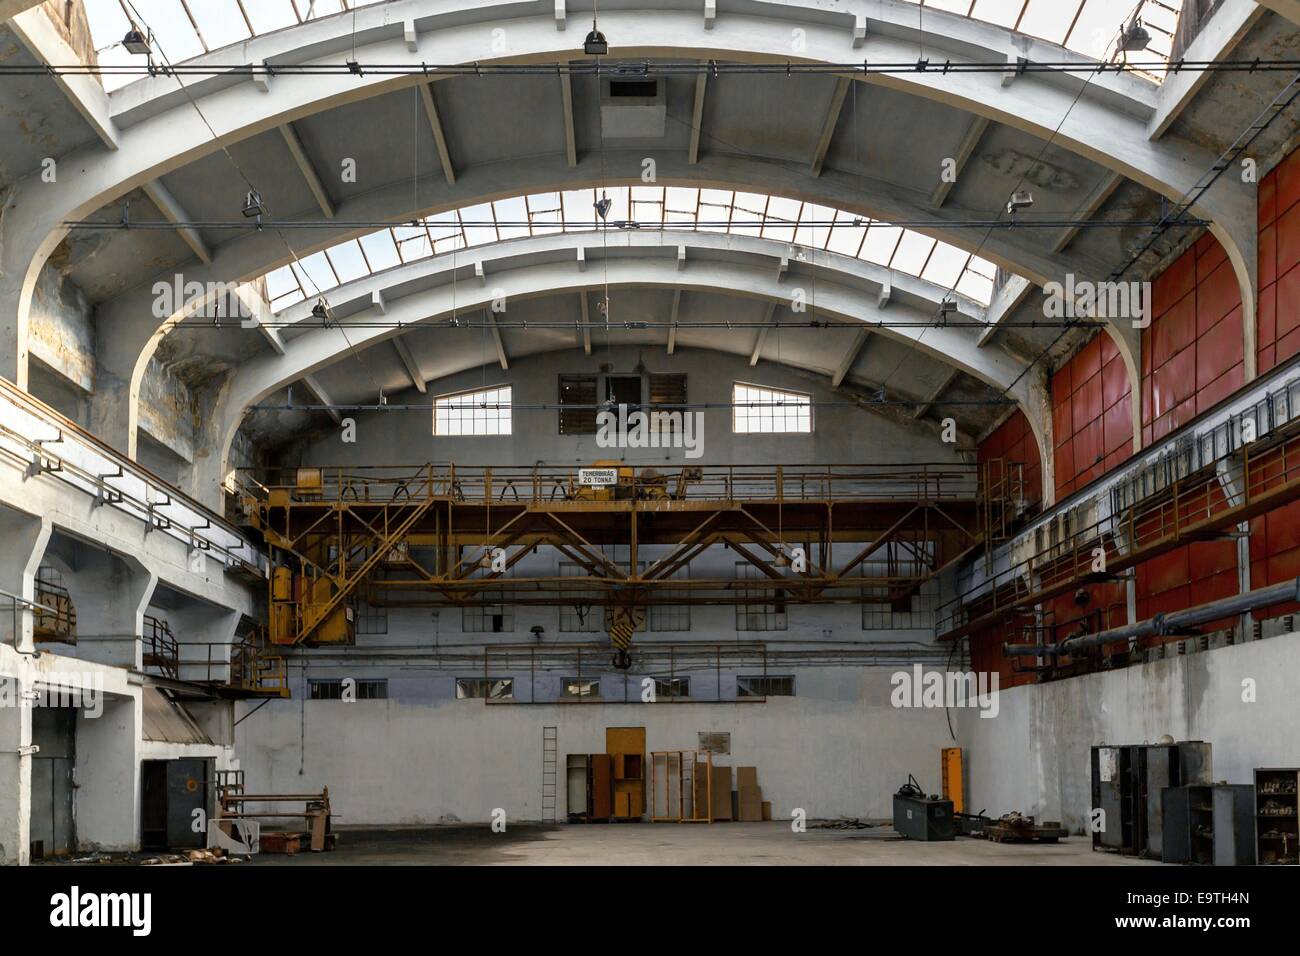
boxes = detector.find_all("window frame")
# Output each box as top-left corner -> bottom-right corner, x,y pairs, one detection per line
731,382 -> 813,435
433,384 -> 513,437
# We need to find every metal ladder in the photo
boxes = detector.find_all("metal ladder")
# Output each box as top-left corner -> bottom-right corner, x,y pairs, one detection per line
542,726 -> 558,823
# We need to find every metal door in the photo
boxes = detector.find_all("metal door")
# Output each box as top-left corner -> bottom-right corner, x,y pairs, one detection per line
165,759 -> 209,849
30,707 -> 75,858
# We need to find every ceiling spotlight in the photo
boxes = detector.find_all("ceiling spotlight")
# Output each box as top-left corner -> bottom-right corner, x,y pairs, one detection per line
1006,189 -> 1035,215
122,27 -> 151,56
1119,16 -> 1151,53
584,21 -> 609,56
241,190 -> 266,219
594,191 -> 613,221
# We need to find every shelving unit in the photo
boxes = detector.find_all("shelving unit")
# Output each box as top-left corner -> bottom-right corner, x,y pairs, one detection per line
1256,768 -> 1300,865
1162,785 -> 1214,865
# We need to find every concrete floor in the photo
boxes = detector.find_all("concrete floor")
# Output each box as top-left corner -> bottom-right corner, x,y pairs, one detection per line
254,824 -> 1167,866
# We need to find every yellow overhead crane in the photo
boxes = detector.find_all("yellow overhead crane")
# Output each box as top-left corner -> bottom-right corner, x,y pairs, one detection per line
237,461 -> 1022,648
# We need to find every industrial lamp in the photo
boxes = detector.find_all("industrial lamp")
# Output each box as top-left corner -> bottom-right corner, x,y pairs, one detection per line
772,548 -> 791,569
1006,189 -> 1034,215
594,191 -> 613,222
122,27 -> 151,56
584,21 -> 609,56
1119,16 -> 1151,53
242,190 -> 266,219
311,300 -> 329,321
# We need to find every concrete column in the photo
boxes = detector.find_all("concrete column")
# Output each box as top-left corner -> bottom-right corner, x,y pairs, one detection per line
71,552 -> 156,670
0,508 -> 52,653
0,649 -> 34,865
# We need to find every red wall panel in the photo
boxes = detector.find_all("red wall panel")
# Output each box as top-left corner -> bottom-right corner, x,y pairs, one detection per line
1141,235 -> 1244,442
1048,332 -> 1132,500
1258,148 -> 1300,373
978,410 -> 1042,509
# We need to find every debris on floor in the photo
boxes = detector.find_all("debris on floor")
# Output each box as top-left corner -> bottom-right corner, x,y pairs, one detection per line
982,812 -> 1068,844
813,818 -> 877,830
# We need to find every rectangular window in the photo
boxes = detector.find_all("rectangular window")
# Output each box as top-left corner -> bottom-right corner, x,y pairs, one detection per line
732,383 -> 812,434
456,677 -> 514,700
737,675 -> 795,698
434,385 -> 512,436
355,601 -> 388,635
559,562 -> 601,632
650,565 -> 691,632
735,562 -> 788,631
563,678 -> 601,699
606,375 -> 643,408
648,373 -> 688,438
462,603 -> 513,634
559,375 -> 598,435
654,677 -> 690,699
860,542 -> 939,634
308,678 -> 388,700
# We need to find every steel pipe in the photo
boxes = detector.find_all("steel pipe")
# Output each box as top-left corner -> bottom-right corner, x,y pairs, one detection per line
1003,577 -> 1300,658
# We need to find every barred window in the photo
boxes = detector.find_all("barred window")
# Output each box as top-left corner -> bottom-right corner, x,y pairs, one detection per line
735,562 -> 788,631
309,678 -> 388,700
355,601 -> 388,635
860,542 -> 939,634
563,678 -> 601,699
559,375 -> 597,435
650,565 -> 691,632
653,677 -> 690,699
463,603 -> 513,634
456,677 -> 514,700
737,675 -> 795,698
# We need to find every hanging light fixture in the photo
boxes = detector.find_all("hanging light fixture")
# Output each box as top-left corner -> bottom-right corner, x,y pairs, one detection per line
122,26 -> 151,56
584,20 -> 609,55
311,299 -> 329,321
1119,16 -> 1151,53
1006,189 -> 1034,215
242,190 -> 267,219
594,191 -> 613,221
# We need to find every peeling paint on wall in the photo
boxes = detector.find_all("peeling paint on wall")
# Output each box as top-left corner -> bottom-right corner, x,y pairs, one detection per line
28,261 -> 94,391
138,359 -> 197,463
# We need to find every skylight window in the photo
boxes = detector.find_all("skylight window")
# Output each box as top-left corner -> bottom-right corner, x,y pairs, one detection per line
262,187 -> 1002,312
85,1 -> 387,92
900,1 -> 1184,79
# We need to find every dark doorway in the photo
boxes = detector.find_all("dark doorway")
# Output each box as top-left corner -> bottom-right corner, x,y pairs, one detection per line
141,758 -> 210,850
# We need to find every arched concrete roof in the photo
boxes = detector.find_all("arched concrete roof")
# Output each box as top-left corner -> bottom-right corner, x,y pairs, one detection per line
200,228 -> 1052,505
0,0 -> 1255,408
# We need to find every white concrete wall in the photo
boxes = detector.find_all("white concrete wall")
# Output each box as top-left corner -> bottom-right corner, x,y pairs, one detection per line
233,666 -> 955,824
958,631 -> 1300,833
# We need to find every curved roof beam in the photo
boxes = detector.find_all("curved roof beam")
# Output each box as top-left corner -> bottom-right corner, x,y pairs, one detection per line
0,0 -> 1253,394
261,186 -> 1001,313
196,228 -> 1051,507
88,159 -> 1079,464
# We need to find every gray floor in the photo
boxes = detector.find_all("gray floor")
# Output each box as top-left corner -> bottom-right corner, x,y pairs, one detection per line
253,823 -> 1167,866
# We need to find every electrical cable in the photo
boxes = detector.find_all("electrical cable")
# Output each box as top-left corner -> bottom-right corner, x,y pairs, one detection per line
120,0 -> 385,406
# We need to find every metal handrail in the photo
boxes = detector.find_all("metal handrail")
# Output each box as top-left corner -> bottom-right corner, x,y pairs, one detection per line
0,587 -> 59,655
